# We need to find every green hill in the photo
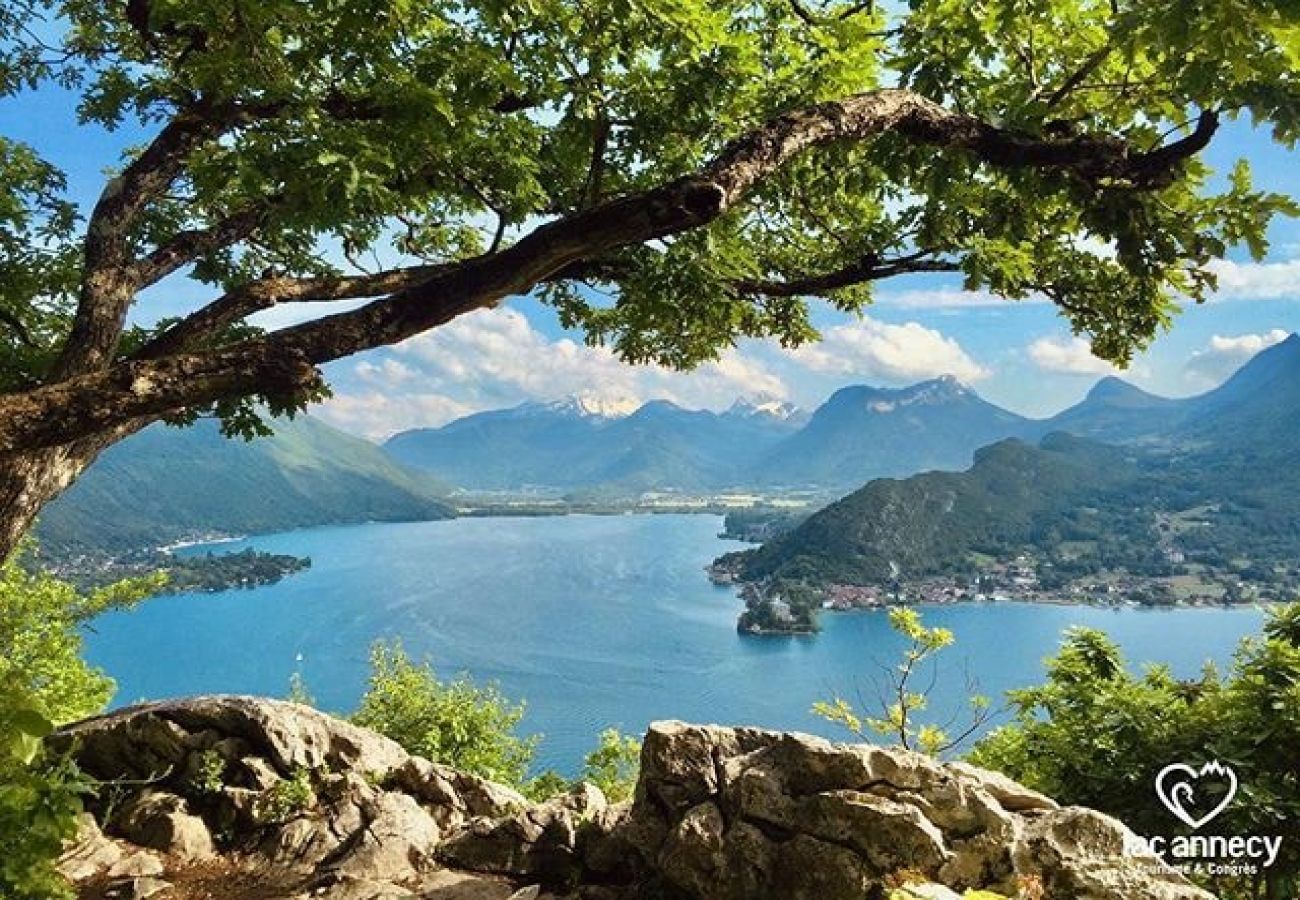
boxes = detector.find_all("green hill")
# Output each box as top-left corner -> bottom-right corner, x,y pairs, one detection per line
723,434 -> 1139,586
38,415 -> 453,555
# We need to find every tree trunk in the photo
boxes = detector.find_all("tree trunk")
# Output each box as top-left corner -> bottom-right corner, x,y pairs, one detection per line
0,449 -> 91,559
0,424 -> 146,560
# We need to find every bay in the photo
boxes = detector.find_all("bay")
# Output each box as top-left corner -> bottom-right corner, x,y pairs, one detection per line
84,514 -> 1266,773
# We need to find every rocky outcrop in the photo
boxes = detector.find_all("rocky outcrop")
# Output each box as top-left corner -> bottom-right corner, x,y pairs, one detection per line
621,721 -> 1211,900
53,697 -> 1214,900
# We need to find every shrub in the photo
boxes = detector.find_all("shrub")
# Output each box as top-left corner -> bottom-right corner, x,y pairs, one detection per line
580,728 -> 641,803
814,608 -> 990,756
0,551 -> 162,724
0,553 -> 160,899
970,607 -> 1300,900
0,687 -> 91,899
351,641 -> 536,787
254,767 -> 314,824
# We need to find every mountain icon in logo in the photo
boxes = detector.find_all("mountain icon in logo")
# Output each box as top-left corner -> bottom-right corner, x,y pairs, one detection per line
1155,761 -> 1238,830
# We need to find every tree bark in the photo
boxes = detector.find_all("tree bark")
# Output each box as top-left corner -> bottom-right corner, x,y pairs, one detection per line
0,434 -> 132,559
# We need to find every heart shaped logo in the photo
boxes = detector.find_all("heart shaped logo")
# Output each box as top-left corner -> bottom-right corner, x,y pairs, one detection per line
1155,761 -> 1238,830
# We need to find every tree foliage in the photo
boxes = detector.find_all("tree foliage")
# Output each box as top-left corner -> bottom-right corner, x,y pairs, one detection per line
351,640 -> 536,785
0,691 -> 88,900
971,608 -> 1300,900
0,0 -> 1295,499
578,727 -> 641,803
815,607 -> 991,755
0,548 -> 162,724
0,552 -> 159,899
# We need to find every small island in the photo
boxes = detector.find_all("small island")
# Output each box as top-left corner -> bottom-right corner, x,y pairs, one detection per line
57,547 -> 311,594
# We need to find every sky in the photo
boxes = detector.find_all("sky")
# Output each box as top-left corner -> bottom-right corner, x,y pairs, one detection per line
4,82 -> 1299,439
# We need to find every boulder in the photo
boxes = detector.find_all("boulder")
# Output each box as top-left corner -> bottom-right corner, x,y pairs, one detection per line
111,789 -> 215,861
440,783 -> 610,880
624,721 -> 1215,900
57,813 -> 125,881
53,700 -> 1215,900
391,755 -> 529,831
55,695 -> 410,782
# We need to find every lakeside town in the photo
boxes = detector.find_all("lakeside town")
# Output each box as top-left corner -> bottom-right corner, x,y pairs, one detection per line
713,549 -> 1298,636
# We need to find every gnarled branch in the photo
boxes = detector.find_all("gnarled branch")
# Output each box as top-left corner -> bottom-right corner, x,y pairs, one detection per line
2,88 -> 1220,454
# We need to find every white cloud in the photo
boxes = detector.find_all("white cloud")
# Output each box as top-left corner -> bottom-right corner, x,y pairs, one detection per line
1185,329 -> 1292,386
1207,260 -> 1300,301
248,298 -> 372,331
316,392 -> 476,440
316,307 -> 790,438
787,317 -> 989,383
1027,336 -> 1119,376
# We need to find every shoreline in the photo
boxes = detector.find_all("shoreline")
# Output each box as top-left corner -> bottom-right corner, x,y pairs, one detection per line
728,584 -> 1284,637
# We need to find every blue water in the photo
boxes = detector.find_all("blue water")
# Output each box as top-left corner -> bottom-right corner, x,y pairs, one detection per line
84,515 -> 1266,774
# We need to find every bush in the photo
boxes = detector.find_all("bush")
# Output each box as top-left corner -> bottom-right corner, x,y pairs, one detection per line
0,553 -> 161,899
351,641 -> 536,786
0,687 -> 91,899
580,728 -> 641,803
520,730 -> 642,802
814,608 -> 990,756
254,767 -> 314,824
970,607 -> 1300,900
0,552 -> 162,724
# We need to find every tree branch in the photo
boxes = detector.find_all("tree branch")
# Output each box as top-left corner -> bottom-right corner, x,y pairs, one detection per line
1040,45 -> 1115,110
54,103 -> 237,379
0,346 -> 325,457
132,264 -> 452,359
131,204 -> 274,289
732,253 -> 961,297
2,88 -> 1221,454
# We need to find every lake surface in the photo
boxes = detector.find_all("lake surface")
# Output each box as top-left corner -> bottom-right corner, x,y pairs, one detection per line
85,514 -> 1267,773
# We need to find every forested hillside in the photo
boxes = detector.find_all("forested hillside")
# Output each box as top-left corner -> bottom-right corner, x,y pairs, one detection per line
39,416 -> 452,555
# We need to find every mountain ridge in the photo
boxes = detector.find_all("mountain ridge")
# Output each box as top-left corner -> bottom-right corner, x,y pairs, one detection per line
39,415 -> 453,555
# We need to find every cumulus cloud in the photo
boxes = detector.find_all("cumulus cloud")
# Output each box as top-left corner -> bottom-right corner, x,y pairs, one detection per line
786,317 -> 989,383
315,392 -> 476,440
1027,336 -> 1120,376
1185,329 -> 1292,386
1207,260 -> 1300,301
316,306 -> 790,438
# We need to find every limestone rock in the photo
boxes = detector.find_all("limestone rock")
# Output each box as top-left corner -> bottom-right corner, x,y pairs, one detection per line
625,721 -> 1215,900
58,813 -> 125,881
440,783 -> 609,880
104,876 -> 173,899
1013,807 -> 1213,900
111,789 -> 215,861
106,851 -> 166,879
391,755 -> 529,831
328,790 -> 442,881
52,700 -> 1215,900
57,695 -> 411,781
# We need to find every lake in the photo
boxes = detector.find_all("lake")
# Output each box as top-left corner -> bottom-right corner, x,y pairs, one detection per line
85,514 -> 1267,773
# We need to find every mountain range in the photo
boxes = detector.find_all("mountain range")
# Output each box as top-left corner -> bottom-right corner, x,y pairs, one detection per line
721,334 -> 1300,590
42,333 -> 1300,556
383,394 -> 807,492
38,415 -> 453,555
383,335 -> 1300,492
383,379 -> 1038,492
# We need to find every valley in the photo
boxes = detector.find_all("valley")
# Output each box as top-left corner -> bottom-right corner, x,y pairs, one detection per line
41,334 -> 1300,638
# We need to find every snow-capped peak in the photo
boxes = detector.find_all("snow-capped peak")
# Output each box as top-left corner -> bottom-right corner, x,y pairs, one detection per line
864,376 -> 972,414
544,393 -> 642,419
728,393 -> 802,420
